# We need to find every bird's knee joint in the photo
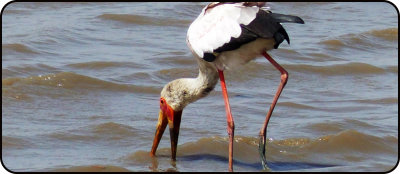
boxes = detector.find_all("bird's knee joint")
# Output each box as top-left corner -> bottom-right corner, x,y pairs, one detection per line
228,121 -> 235,130
227,121 -> 235,134
281,72 -> 289,83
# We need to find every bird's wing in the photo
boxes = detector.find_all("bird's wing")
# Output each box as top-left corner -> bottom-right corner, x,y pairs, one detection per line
187,3 -> 260,58
238,10 -> 304,50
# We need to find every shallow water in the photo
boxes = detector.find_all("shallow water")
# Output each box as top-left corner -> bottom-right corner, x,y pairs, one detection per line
2,2 -> 398,172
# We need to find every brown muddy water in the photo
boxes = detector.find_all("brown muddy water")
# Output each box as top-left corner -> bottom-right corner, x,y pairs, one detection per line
2,2 -> 398,172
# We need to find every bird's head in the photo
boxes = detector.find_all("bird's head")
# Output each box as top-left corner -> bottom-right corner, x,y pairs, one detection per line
150,78 -> 196,160
160,78 -> 195,111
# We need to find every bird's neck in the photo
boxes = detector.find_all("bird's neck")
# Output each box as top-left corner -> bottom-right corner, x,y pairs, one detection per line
175,58 -> 219,110
187,58 -> 219,101
195,58 -> 219,95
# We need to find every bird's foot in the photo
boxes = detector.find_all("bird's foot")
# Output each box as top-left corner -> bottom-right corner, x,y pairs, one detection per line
258,134 -> 270,170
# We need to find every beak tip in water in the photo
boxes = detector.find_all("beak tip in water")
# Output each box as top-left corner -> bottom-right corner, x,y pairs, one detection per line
151,99 -> 183,161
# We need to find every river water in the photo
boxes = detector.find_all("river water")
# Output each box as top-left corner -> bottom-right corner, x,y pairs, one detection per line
2,2 -> 398,172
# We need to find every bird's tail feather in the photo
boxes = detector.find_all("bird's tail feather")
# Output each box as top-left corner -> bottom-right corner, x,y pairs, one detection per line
270,13 -> 305,24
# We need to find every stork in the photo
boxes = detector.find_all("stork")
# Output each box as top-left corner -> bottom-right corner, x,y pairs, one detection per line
150,2 -> 304,171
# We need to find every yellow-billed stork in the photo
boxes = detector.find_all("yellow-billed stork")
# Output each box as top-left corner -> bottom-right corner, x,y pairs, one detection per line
150,2 -> 304,171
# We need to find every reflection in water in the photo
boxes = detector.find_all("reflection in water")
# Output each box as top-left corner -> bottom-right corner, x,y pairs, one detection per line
149,156 -> 158,172
150,153 -> 337,171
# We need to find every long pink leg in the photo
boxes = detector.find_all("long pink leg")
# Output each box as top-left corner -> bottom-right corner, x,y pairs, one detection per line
259,52 -> 289,170
218,70 -> 235,172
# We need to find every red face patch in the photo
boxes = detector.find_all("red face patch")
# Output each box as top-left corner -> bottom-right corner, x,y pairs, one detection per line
160,97 -> 174,122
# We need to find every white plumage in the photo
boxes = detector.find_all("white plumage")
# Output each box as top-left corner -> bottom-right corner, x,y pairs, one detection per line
187,2 -> 260,59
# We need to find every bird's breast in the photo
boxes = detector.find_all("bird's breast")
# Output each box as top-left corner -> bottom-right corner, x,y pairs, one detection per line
213,38 -> 275,70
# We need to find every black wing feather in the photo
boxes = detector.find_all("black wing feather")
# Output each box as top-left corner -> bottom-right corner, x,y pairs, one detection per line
203,10 -> 304,62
